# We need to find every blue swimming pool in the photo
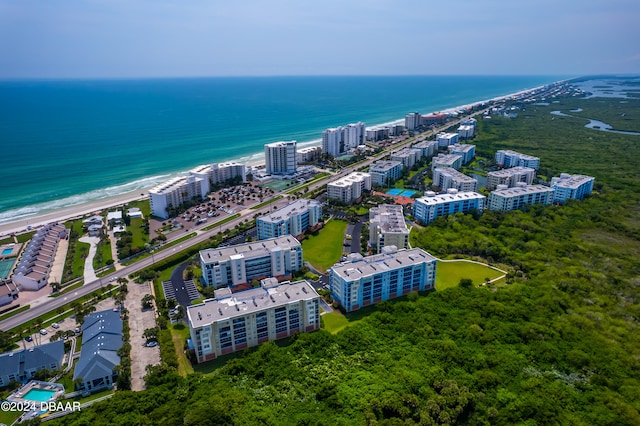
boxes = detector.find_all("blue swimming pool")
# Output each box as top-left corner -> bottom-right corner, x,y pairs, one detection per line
23,388 -> 56,403
1,248 -> 12,255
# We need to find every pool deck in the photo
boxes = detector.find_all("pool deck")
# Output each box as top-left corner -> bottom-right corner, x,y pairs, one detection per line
7,380 -> 65,404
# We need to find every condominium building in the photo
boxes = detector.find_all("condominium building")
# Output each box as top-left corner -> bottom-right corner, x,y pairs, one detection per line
460,117 -> 477,128
391,148 -> 421,169
495,149 -> 540,170
296,146 -> 322,163
330,248 -> 437,312
411,140 -> 439,159
327,172 -> 372,203
432,153 -> 464,171
322,122 -> 366,157
432,168 -> 478,192
256,199 -> 322,240
0,341 -> 64,387
413,191 -> 486,225
369,160 -> 403,187
551,173 -> 595,203
265,140 -> 297,175
436,132 -> 459,148
486,166 -> 536,190
488,184 -> 555,211
149,175 -> 207,219
457,124 -> 475,139
405,112 -> 421,131
447,144 -> 476,165
190,162 -> 247,191
187,279 -> 321,363
200,235 -> 303,288
420,113 -> 447,127
366,128 -> 390,142
369,205 -> 409,253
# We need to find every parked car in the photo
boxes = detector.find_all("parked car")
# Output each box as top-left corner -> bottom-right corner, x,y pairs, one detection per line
25,335 -> 33,342
51,322 -> 59,329
145,341 -> 158,347
39,329 -> 48,335
75,327 -> 81,334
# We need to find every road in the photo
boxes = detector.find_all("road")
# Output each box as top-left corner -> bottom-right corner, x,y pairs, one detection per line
0,109 -> 487,333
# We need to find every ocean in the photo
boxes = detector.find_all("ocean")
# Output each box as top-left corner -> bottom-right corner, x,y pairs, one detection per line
0,75 -> 564,224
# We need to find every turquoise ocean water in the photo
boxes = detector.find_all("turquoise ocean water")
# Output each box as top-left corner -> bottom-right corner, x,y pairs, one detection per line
0,75 -> 563,224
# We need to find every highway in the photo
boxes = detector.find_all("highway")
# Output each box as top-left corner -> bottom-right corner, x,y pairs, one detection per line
0,109 -> 488,333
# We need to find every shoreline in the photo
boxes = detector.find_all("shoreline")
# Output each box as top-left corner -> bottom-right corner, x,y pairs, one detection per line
0,81 -> 556,236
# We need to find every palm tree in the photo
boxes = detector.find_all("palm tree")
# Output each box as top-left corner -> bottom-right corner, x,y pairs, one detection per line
49,281 -> 60,293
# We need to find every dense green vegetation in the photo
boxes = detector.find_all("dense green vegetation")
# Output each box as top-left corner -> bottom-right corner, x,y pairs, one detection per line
50,91 -> 640,425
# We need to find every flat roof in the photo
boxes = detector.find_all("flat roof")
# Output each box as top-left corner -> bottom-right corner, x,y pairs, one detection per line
328,172 -> 371,187
258,199 -> 320,224
497,149 -> 539,160
370,205 -> 409,234
200,235 -> 300,264
448,144 -> 475,153
416,191 -> 486,205
370,160 -> 402,172
187,280 -> 319,327
331,248 -> 435,281
490,184 -> 554,197
433,167 -> 477,182
552,174 -> 595,189
488,166 -> 536,177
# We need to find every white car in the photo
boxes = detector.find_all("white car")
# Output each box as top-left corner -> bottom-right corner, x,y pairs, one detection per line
39,329 -> 48,335
51,323 -> 60,329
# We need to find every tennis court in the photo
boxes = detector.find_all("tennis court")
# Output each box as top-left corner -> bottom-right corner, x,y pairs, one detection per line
386,188 -> 417,197
386,188 -> 403,196
0,258 -> 16,279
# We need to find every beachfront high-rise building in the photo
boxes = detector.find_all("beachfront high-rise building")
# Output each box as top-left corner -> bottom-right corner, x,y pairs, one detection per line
187,279 -> 321,363
327,172 -> 372,203
413,191 -> 486,225
330,247 -> 437,312
189,162 -> 247,193
432,168 -> 478,192
322,122 -> 366,157
550,174 -> 595,203
199,235 -> 303,288
486,166 -> 536,190
488,184 -> 555,211
369,160 -> 403,187
447,144 -> 476,165
495,150 -> 540,170
366,128 -> 390,142
405,112 -> 421,131
369,205 -> 409,253
149,175 -> 207,219
265,141 -> 297,175
432,153 -> 464,171
412,140 -> 439,159
436,132 -> 459,148
256,199 -> 322,240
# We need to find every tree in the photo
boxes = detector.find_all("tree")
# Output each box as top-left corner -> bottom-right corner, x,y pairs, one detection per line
143,327 -> 159,342
49,281 -> 60,293
141,294 -> 155,310
458,278 -> 473,288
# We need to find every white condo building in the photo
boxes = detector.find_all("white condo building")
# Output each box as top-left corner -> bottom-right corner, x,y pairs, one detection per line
189,162 -> 247,193
265,140 -> 297,175
413,191 -> 486,225
488,184 -> 555,211
436,132 -> 459,148
391,148 -> 421,169
327,172 -> 372,203
447,144 -> 476,165
495,150 -> 540,170
432,153 -> 464,171
200,235 -> 303,288
487,166 -> 536,190
457,124 -> 475,139
256,199 -> 322,240
405,112 -> 421,131
551,174 -> 595,203
296,146 -> 322,163
188,279 -> 320,362
330,248 -> 437,312
149,175 -> 207,219
432,168 -> 478,192
322,122 -> 365,157
369,160 -> 403,187
369,205 -> 409,253
412,140 -> 439,159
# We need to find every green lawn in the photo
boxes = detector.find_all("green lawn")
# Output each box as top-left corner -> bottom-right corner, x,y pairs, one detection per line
302,219 -> 348,272
170,323 -> 194,376
321,311 -> 363,334
435,260 -> 504,290
129,217 -> 148,248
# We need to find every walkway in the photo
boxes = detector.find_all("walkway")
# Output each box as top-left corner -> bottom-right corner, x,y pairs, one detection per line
78,236 -> 100,284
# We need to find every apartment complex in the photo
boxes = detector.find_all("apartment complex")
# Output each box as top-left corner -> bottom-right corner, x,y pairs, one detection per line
488,184 -> 555,211
436,132 -> 459,148
495,149 -> 540,170
149,175 -> 207,219
413,191 -> 486,225
432,168 -> 478,192
369,161 -> 403,187
265,140 -> 297,175
411,140 -> 439,159
0,341 -> 64,387
296,146 -> 322,163
256,199 -> 322,240
369,205 -> 409,253
190,162 -> 247,193
432,153 -> 464,171
486,166 -> 536,190
457,124 -> 475,139
327,172 -> 372,203
447,144 -> 476,165
322,122 -> 366,157
187,279 -> 321,362
200,235 -> 303,288
12,223 -> 68,291
330,248 -> 437,312
551,174 -> 595,203
390,148 -> 421,169
405,112 -> 421,131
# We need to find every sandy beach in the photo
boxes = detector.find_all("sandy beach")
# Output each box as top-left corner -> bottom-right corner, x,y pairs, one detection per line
0,83 -> 554,238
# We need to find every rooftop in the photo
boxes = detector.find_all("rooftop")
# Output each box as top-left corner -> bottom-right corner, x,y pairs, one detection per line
258,199 -> 321,224
187,280 -> 319,327
370,160 -> 403,172
448,143 -> 475,153
497,149 -> 539,160
488,166 -> 536,177
552,174 -> 595,189
200,235 -> 301,264
490,184 -> 554,197
433,167 -> 477,182
370,205 -> 409,234
331,248 -> 436,281
416,191 -> 486,205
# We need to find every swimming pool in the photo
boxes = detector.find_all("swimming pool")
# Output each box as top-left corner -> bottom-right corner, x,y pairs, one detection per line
1,248 -> 12,255
0,258 -> 16,279
23,388 -> 56,403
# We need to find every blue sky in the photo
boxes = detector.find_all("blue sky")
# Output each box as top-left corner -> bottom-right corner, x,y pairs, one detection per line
0,0 -> 638,78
